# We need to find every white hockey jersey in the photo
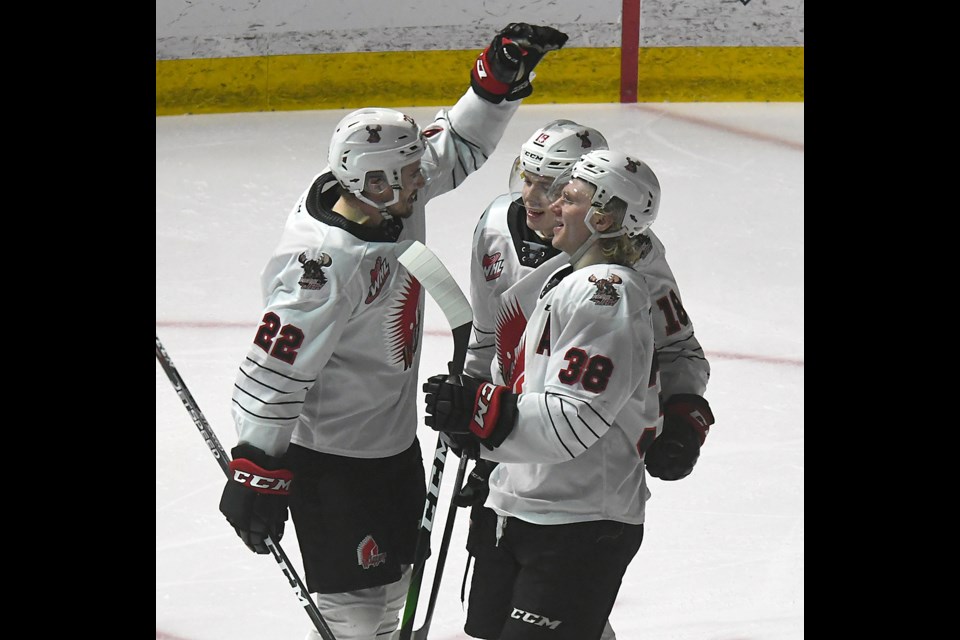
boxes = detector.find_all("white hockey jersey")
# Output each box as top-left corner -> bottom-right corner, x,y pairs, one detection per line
463,193 -> 560,381
230,88 -> 518,459
484,262 -> 662,525
463,193 -> 710,399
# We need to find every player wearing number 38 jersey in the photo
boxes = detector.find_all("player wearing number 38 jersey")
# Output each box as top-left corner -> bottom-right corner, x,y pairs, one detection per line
423,150 -> 694,639
452,121 -> 713,640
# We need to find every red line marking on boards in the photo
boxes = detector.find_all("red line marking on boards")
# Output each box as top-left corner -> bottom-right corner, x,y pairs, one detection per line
633,104 -> 804,151
155,321 -> 802,367
620,0 -> 641,102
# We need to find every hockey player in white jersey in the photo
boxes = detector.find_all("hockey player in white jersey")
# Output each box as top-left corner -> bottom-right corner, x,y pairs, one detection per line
452,125 -> 715,638
216,23 -> 568,640
462,119 -> 609,384
460,119 -> 712,493
424,150 -> 714,639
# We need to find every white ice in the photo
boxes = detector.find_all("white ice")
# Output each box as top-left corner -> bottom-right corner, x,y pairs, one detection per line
156,101 -> 803,640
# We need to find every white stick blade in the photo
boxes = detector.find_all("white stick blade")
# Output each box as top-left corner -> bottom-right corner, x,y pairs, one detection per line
396,241 -> 473,328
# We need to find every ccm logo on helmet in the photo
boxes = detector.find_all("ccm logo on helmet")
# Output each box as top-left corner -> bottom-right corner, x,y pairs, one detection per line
524,150 -> 544,161
510,608 -> 562,629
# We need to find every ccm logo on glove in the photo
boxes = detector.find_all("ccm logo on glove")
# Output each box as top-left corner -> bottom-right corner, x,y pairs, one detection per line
690,409 -> 710,429
228,458 -> 293,495
472,382 -> 506,439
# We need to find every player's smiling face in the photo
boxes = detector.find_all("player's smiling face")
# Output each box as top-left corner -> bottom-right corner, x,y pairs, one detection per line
549,178 -> 596,255
521,174 -> 558,237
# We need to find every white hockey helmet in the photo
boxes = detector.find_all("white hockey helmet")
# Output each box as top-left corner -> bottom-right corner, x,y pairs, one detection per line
556,149 -> 660,238
548,149 -> 661,263
508,120 -> 608,198
328,108 -> 432,209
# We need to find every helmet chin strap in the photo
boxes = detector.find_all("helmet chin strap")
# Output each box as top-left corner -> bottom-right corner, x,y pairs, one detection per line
567,234 -> 598,265
567,206 -> 626,265
354,185 -> 401,213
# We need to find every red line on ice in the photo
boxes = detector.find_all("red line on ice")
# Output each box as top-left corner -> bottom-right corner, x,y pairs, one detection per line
633,104 -> 804,151
155,321 -> 802,367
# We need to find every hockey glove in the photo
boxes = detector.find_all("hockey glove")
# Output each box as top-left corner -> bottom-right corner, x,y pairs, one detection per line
440,431 -> 481,460
471,23 -> 569,103
423,374 -> 517,450
219,443 -> 293,554
453,458 -> 499,508
645,394 -> 715,481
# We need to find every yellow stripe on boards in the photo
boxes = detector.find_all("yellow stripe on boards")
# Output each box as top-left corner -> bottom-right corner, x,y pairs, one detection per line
636,47 -> 804,102
156,47 -> 803,116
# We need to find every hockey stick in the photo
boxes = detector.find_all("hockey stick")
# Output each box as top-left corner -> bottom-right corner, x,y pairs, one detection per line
396,241 -> 473,640
413,444 -> 472,639
155,335 -> 338,640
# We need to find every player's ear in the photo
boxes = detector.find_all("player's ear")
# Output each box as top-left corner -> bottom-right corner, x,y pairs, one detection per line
592,211 -> 614,233
364,171 -> 390,195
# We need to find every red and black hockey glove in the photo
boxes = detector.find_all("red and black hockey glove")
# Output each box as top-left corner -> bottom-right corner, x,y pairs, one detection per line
452,458 -> 499,508
218,443 -> 293,554
645,394 -> 715,481
471,23 -> 569,103
423,374 -> 517,450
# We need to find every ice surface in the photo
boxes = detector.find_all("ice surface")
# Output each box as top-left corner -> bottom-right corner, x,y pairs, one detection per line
157,101 -> 803,640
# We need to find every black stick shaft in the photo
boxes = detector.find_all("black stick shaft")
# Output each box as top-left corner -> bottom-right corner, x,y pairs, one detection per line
155,335 -> 337,640
398,432 -> 448,639
400,323 -> 474,640
413,453 -> 471,640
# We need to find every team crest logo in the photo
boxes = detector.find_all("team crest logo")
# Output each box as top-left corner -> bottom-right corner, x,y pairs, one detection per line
575,131 -> 593,148
366,125 -> 382,143
365,256 -> 391,304
386,274 -> 422,370
624,157 -> 641,173
357,535 -> 386,569
298,251 -> 332,290
483,252 -> 504,281
588,273 -> 623,306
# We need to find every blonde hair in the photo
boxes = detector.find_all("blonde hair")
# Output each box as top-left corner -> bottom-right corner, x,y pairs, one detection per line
596,197 -> 644,266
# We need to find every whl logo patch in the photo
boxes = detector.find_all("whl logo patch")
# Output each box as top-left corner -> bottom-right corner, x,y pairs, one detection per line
365,256 -> 390,304
483,252 -> 504,281
357,535 -> 386,569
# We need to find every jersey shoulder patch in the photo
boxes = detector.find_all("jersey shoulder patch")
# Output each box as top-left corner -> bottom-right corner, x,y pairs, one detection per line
296,249 -> 333,290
